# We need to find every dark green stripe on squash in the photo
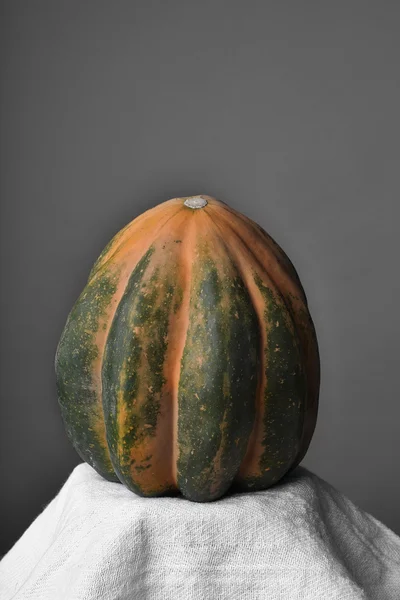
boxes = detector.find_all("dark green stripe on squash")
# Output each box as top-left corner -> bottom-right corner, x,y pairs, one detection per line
237,275 -> 306,491
55,269 -> 120,482
177,256 -> 260,502
102,246 -> 180,495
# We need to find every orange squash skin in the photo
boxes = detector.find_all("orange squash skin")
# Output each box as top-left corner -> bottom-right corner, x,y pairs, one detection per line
55,195 -> 320,501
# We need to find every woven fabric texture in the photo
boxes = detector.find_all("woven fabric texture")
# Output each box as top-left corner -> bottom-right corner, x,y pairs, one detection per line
1,464 -> 399,600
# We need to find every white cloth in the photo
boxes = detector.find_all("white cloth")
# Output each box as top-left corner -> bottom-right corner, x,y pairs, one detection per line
1,464 -> 399,600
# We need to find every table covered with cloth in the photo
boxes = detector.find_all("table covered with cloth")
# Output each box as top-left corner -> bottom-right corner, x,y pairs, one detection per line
1,463 -> 399,600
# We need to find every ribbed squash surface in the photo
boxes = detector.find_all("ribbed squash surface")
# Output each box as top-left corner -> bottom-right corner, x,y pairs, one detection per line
55,195 -> 320,502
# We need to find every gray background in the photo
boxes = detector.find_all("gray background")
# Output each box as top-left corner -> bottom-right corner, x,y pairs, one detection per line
1,1 -> 399,555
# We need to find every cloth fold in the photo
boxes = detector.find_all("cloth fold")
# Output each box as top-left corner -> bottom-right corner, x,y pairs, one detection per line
1,463 -> 399,600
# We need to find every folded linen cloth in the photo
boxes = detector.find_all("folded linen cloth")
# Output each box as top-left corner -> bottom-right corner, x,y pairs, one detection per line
1,463 -> 399,600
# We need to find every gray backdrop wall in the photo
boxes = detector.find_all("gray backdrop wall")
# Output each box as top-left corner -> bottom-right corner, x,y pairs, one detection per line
1,1 -> 399,555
